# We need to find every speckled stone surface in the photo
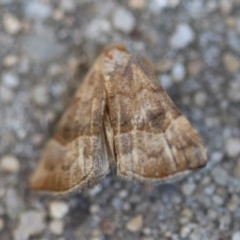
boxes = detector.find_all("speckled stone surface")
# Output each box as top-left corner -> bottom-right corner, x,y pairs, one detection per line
1,0 -> 240,239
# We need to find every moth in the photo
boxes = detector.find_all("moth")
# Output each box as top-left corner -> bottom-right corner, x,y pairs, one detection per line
30,44 -> 207,193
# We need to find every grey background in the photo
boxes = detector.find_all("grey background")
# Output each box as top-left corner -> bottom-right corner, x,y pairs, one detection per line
0,0 -> 240,239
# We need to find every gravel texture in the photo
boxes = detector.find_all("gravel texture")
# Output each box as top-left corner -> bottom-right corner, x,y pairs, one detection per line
1,0 -> 240,239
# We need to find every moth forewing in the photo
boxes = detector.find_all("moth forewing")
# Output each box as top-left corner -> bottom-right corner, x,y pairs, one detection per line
30,56 -> 110,193
101,45 -> 207,182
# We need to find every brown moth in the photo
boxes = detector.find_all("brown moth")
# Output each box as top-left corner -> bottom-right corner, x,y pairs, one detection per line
30,44 -> 207,193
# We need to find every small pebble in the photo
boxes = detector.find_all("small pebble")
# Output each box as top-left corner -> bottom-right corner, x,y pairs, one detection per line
90,204 -> 100,214
194,91 -> 207,107
53,9 -> 64,21
155,59 -> 173,73
118,190 -> 128,199
17,56 -> 30,74
227,195 -> 239,212
187,60 -> 203,76
49,201 -> 69,219
232,232 -> 240,240
180,225 -> 192,238
32,85 -> 50,106
181,183 -> 196,196
211,152 -> 224,164
181,208 -> 193,219
228,31 -> 240,54
208,209 -> 218,220
168,0 -> 180,8
220,0 -> 233,15
113,7 -> 136,33
233,158 -> 240,180
123,202 -> 131,211
101,218 -> 115,235
212,195 -> 224,206
227,79 -> 240,102
22,34 -> 66,62
30,136 -> 43,149
171,63 -> 186,82
223,53 -> 240,72
14,211 -> 45,240
126,214 -> 143,232
219,214 -> 231,231
128,0 -> 145,9
24,2 -> 52,19
204,184 -> 216,195
142,227 -> 151,235
150,0 -> 168,10
88,184 -> 102,196
225,17 -> 237,28
0,86 -> 14,103
60,0 -> 75,12
0,155 -> 20,173
47,63 -> 64,76
5,188 -> 24,220
49,220 -> 64,235
159,74 -> 173,89
1,72 -> 19,89
212,166 -> 228,186
112,198 -> 122,210
205,117 -> 220,128
3,14 -> 21,34
170,23 -> 195,49
225,138 -> 240,158
3,55 -> 19,67
85,19 -> 111,39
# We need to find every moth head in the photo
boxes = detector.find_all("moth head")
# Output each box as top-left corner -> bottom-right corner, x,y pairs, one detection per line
102,44 -> 129,80
104,43 -> 129,59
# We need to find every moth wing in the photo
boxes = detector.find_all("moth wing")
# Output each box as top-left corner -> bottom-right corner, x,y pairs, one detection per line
30,59 -> 110,193
102,45 -> 207,181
